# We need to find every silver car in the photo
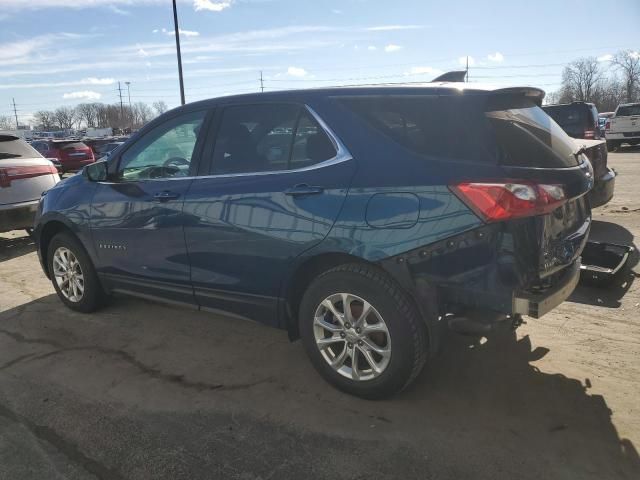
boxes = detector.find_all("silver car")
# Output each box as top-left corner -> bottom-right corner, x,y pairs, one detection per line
1,135 -> 60,234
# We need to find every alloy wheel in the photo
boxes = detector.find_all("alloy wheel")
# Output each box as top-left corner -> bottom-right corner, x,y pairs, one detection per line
313,293 -> 391,381
52,247 -> 85,303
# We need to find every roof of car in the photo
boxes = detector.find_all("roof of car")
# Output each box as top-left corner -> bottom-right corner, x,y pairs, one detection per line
183,83 -> 546,109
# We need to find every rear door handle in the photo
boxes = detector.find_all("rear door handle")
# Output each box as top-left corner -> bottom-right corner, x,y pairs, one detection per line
284,184 -> 325,196
153,191 -> 180,202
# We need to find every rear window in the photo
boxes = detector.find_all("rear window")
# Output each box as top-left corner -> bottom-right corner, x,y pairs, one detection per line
541,104 -> 593,132
54,141 -> 89,150
616,104 -> 640,117
487,97 -> 579,167
338,94 -> 578,168
337,95 -> 498,163
0,136 -> 43,160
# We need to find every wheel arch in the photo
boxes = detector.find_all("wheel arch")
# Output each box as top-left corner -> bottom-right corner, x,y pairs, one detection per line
38,220 -> 80,278
282,251 -> 437,351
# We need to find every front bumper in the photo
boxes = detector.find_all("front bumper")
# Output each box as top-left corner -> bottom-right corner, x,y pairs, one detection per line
0,200 -> 39,233
589,168 -> 615,208
513,260 -> 580,318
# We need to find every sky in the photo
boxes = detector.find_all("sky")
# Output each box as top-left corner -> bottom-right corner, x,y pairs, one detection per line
0,0 -> 639,125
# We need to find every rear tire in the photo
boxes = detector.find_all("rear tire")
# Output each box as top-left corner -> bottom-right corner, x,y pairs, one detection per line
47,232 -> 106,313
299,263 -> 428,399
606,140 -> 618,152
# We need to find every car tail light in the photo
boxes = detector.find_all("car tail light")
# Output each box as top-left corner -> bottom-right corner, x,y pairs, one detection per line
0,164 -> 58,188
605,120 -> 611,131
584,130 -> 596,139
451,182 -> 566,222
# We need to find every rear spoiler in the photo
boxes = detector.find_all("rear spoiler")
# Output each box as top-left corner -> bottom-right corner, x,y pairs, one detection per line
431,71 -> 546,106
490,87 -> 546,106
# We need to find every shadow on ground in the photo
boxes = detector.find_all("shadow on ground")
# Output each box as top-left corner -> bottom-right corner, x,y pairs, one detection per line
0,233 -> 35,263
0,295 -> 638,479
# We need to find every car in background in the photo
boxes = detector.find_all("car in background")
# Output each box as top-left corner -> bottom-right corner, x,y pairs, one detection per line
95,141 -> 125,160
31,140 -> 95,173
35,84 -> 593,398
606,103 -> 640,151
542,101 -> 602,140
543,102 -> 614,207
1,135 -> 59,234
598,112 -> 614,137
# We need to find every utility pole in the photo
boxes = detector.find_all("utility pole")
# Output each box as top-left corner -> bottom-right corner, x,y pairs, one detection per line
125,81 -> 132,128
260,71 -> 264,93
466,56 -> 469,83
172,0 -> 186,105
117,81 -> 124,119
12,98 -> 18,128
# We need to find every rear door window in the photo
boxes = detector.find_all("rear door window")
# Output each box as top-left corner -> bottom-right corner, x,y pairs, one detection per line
0,136 -> 42,160
210,104 -> 336,175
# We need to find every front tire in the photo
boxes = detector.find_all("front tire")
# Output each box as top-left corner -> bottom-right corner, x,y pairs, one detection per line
48,232 -> 105,313
299,263 -> 428,399
606,140 -> 620,152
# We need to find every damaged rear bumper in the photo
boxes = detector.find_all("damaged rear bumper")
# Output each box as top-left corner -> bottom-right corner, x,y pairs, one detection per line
512,260 -> 580,318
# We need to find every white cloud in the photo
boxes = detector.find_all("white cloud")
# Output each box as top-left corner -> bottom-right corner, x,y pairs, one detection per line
406,66 -> 441,76
487,52 -> 504,62
458,56 -> 475,66
287,66 -> 308,77
138,48 -> 149,57
63,90 -> 102,100
108,5 -> 129,15
630,51 -> 640,60
384,44 -> 402,53
165,29 -> 200,37
152,29 -> 159,33
332,9 -> 342,14
367,45 -> 377,51
83,77 -> 115,85
366,25 -> 424,31
193,0 -> 233,12
597,53 -> 613,62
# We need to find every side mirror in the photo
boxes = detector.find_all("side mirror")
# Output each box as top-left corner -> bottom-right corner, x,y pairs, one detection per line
84,160 -> 108,182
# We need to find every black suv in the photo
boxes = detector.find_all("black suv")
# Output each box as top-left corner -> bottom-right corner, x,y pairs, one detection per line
543,102 -> 614,207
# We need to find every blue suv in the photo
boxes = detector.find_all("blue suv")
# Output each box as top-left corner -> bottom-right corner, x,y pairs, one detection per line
34,84 -> 593,398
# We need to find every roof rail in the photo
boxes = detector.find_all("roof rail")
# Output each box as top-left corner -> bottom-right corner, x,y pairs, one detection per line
431,71 -> 467,82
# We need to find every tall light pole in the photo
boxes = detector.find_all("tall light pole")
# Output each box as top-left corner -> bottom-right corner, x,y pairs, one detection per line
125,81 -> 132,128
172,0 -> 186,105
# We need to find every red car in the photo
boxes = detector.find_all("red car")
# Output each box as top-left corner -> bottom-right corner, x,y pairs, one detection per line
31,140 -> 95,173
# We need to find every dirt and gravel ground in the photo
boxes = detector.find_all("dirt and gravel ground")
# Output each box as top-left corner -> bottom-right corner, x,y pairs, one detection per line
1,148 -> 639,480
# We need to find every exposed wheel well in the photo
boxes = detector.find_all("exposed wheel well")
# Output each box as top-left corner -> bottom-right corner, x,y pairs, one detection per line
284,252 -> 366,340
39,221 -> 75,277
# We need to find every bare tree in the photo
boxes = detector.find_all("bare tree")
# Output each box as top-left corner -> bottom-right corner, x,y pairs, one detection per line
54,107 -> 77,130
0,115 -> 14,130
561,57 -> 602,102
34,110 -> 57,130
132,102 -> 154,128
152,100 -> 168,116
612,50 -> 640,103
75,103 -> 99,128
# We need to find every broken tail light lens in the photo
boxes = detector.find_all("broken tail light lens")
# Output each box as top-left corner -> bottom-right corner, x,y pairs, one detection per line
452,182 -> 566,222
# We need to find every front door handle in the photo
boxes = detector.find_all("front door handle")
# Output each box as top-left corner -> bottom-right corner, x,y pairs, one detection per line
153,190 -> 180,202
284,184 -> 325,196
